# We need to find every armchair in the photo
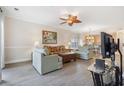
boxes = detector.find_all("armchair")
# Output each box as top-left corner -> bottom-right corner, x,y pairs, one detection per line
75,46 -> 94,60
32,48 -> 63,75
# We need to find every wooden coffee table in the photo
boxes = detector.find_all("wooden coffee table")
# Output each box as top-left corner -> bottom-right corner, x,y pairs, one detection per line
58,52 -> 76,63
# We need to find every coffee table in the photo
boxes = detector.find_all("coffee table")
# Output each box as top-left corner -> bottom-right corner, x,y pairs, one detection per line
58,52 -> 76,63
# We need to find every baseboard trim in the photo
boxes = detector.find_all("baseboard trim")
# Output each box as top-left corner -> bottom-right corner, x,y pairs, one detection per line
5,58 -> 32,64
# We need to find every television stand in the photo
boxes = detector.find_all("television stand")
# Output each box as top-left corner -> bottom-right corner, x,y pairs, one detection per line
88,63 -> 120,86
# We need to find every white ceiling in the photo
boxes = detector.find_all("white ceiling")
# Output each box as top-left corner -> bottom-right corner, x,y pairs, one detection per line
3,6 -> 124,33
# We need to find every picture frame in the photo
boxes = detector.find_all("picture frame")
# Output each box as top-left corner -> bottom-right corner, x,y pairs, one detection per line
42,30 -> 57,44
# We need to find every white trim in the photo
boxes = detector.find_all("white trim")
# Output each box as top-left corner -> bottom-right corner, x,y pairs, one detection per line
5,58 -> 32,64
0,12 -> 5,69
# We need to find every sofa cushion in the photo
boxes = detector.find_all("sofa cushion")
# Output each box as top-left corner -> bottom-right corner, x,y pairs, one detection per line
43,45 -> 70,55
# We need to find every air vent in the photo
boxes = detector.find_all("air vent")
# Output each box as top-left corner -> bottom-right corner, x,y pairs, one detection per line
14,8 -> 19,11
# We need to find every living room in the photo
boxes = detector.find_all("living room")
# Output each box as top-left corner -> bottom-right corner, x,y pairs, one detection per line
0,6 -> 124,86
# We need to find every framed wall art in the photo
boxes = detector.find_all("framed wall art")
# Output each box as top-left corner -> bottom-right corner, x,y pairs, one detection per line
42,30 -> 57,44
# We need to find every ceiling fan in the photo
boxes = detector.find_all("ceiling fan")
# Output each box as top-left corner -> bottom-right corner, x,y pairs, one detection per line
60,14 -> 82,26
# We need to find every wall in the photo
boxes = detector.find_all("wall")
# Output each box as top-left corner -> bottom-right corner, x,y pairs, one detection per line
4,17 -> 75,64
116,31 -> 124,68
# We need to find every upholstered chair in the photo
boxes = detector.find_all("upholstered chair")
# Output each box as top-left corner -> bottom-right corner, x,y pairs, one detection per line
32,48 -> 63,75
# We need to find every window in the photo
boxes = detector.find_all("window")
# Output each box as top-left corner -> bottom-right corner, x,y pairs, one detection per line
70,35 -> 79,49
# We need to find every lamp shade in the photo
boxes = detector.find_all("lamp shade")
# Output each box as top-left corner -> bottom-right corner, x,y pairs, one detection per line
34,41 -> 40,47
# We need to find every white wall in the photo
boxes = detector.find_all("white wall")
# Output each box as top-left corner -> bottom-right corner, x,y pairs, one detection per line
4,17 -> 75,64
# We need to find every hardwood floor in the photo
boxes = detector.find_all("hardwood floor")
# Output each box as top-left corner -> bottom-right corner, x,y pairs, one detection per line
0,59 -> 94,86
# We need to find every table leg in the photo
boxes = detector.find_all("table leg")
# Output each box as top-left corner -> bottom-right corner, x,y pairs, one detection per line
91,71 -> 96,86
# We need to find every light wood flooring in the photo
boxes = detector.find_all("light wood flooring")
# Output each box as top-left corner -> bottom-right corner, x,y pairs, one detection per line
0,59 -> 94,86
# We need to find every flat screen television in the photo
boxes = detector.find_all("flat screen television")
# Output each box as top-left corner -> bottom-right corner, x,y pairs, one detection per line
101,32 -> 113,58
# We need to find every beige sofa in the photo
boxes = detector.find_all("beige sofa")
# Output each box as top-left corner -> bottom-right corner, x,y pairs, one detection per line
43,45 -> 71,55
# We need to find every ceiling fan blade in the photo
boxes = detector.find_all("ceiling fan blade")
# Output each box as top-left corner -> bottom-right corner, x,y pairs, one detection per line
60,22 -> 66,24
74,20 -> 82,23
60,18 -> 67,20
